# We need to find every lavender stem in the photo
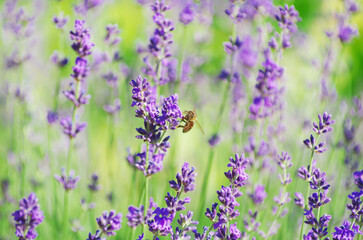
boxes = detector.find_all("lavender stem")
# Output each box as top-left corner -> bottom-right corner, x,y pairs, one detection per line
143,142 -> 150,234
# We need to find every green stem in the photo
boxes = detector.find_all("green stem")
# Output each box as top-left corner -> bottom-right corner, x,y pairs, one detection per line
265,205 -> 281,240
130,228 -> 136,240
198,149 -> 215,219
299,135 -> 321,240
62,190 -> 69,239
198,79 -> 230,218
305,135 -> 320,208
204,223 -> 215,240
142,142 -> 150,234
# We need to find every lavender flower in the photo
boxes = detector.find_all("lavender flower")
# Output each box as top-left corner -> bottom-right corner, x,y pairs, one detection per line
60,116 -> 87,139
142,0 -> 175,85
208,134 -> 221,147
54,169 -> 80,191
249,185 -> 267,205
127,198 -> 157,228
12,193 -> 44,240
332,220 -> 360,240
169,162 -> 196,194
128,76 -> 182,176
61,19 -> 93,140
205,154 -> 248,237
75,0 -> 104,15
53,13 -> 68,29
70,20 -> 94,58
298,113 -> 335,239
147,207 -> 173,236
96,211 -> 122,237
179,3 -> 195,25
103,99 -> 121,115
249,50 -> 284,119
88,173 -> 101,192
46,110 -> 58,125
172,211 -> 198,239
104,24 -> 121,46
51,52 -> 69,68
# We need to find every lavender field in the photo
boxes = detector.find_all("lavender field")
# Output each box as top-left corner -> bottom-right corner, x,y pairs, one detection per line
1,0 -> 363,239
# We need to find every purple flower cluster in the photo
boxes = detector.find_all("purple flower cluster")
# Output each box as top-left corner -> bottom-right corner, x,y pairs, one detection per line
88,173 -> 101,192
60,20 -> 94,139
101,24 -> 125,115
179,3 -> 195,25
53,13 -> 68,29
50,52 -> 69,69
204,154 -> 248,238
142,0 -> 176,85
96,211 -> 122,236
296,113 -> 335,239
128,76 -> 182,176
169,162 -> 196,195
249,184 -> 267,205
75,0 -> 104,15
60,116 -> 87,139
332,170 -> 363,239
127,198 -> 157,228
303,112 -> 335,153
220,36 -> 258,82
54,169 -> 80,191
225,0 -> 276,23
12,193 -> 44,240
299,172 -> 332,239
172,211 -> 198,239
46,110 -> 59,125
87,210 -> 122,239
249,50 -> 284,119
336,0 -> 359,43
146,163 -> 197,238
70,20 -> 94,58
274,4 -> 301,49
148,207 -> 173,236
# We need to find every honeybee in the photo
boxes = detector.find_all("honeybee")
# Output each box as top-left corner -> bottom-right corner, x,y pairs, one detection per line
178,108 -> 204,134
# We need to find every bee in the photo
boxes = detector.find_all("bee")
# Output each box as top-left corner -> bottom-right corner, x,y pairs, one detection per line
178,108 -> 204,134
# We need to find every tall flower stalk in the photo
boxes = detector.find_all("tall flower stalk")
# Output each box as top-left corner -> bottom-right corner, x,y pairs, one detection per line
197,153 -> 248,239
141,0 -> 175,89
128,75 -> 182,235
58,19 -> 94,239
296,112 -> 335,240
264,152 -> 292,239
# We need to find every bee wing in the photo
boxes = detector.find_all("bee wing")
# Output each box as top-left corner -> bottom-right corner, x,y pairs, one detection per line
195,120 -> 204,135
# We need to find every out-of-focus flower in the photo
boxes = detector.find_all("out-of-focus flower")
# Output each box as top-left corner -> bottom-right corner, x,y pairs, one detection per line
54,169 -> 80,191
88,173 -> 101,192
103,99 -> 121,115
53,13 -> 68,29
60,116 -> 87,139
51,52 -> 69,68
179,3 -> 195,25
47,110 -> 58,125
75,0 -> 104,15
249,185 -> 267,205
